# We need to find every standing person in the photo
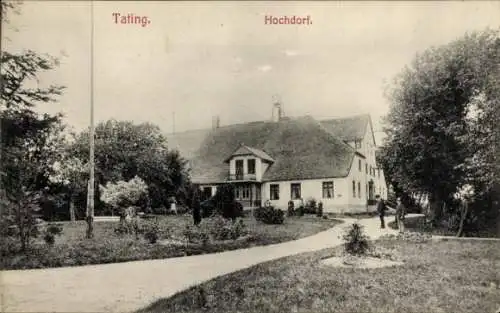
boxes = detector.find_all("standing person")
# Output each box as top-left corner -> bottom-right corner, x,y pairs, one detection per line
375,195 -> 386,229
396,197 -> 406,233
169,196 -> 177,214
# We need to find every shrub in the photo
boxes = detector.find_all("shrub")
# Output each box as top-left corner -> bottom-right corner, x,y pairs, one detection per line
254,206 -> 285,225
0,236 -> 19,255
305,197 -> 317,214
297,205 -> 305,217
46,223 -> 63,235
317,202 -> 324,217
144,230 -> 159,244
114,223 -> 130,235
100,176 -> 149,212
196,216 -> 247,241
43,233 -> 55,245
287,200 -> 295,216
183,225 -> 209,244
230,219 -> 246,240
201,184 -> 243,220
142,219 -> 161,244
202,215 -> 231,241
342,223 -> 371,256
42,223 -> 63,246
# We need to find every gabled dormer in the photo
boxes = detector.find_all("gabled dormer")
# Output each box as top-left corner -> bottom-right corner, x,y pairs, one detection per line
224,144 -> 274,182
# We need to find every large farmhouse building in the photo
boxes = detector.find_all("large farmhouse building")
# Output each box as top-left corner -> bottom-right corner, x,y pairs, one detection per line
167,104 -> 387,213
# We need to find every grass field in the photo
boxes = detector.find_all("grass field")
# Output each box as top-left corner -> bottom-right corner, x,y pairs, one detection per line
1,214 -> 342,270
139,239 -> 500,313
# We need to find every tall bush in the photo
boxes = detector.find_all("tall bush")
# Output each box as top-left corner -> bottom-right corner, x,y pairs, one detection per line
100,176 -> 149,214
254,206 -> 285,225
202,184 -> 243,220
305,197 -> 317,214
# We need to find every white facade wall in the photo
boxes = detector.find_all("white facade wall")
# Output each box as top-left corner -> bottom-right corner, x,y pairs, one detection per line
195,118 -> 388,212
362,127 -> 388,199
349,125 -> 389,201
347,154 -> 367,210
261,177 -> 365,213
261,162 -> 270,180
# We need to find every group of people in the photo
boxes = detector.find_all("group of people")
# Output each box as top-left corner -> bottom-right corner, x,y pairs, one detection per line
375,194 -> 406,233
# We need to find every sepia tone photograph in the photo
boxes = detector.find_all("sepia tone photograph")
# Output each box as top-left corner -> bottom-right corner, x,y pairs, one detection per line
1,1 -> 499,312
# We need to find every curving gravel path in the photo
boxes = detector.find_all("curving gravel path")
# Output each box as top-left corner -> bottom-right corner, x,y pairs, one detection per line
1,215 -> 408,313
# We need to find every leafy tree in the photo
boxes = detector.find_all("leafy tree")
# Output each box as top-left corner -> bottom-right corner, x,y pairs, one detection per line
380,29 -> 500,232
1,1 -> 66,250
70,120 -> 190,211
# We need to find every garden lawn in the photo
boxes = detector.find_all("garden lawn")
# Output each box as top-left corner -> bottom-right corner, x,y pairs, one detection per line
138,239 -> 500,313
0,214 -> 342,270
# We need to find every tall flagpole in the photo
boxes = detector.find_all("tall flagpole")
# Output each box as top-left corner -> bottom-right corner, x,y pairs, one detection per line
86,0 -> 95,238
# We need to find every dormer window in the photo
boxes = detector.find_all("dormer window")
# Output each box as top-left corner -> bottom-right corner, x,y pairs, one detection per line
248,159 -> 256,174
224,145 -> 275,182
355,140 -> 362,149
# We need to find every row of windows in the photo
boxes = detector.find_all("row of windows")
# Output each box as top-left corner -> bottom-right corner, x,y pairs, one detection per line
357,159 -> 381,178
352,181 -> 386,199
353,180 -> 373,199
207,181 -> 385,202
235,159 -> 256,175
269,182 -> 335,200
352,180 -> 362,198
235,185 -> 252,199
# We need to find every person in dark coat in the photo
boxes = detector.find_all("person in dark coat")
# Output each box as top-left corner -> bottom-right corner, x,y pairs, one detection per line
375,195 -> 387,229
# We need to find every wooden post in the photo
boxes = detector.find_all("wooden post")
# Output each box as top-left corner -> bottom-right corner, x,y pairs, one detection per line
86,0 -> 95,238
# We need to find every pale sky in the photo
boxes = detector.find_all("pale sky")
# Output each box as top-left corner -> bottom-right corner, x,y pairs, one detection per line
3,1 -> 500,144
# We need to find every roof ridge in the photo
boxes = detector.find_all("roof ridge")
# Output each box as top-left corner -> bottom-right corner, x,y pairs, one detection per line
166,114 -> 373,136
165,120 -> 273,136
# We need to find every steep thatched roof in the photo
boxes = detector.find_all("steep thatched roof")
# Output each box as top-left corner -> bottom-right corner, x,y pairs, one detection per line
319,114 -> 371,142
168,116 -> 360,184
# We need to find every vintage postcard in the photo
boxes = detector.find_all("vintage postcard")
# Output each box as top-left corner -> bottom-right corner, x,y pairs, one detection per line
1,1 -> 500,312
